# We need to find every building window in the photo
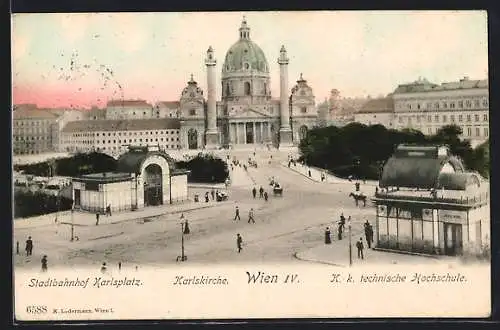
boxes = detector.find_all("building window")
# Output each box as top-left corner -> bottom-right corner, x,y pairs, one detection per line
467,115 -> 471,122
484,114 -> 488,121
443,115 -> 447,122
301,107 -> 307,113
434,115 -> 439,122
398,117 -> 403,123
428,127 -> 432,134
458,101 -> 463,108
244,82 -> 251,96
467,127 -> 472,136
483,99 -> 488,107
450,102 -> 455,109
417,104 -> 421,109
407,104 -> 412,110
427,115 -> 432,122
443,102 -> 447,109
475,114 -> 480,122
484,127 -> 489,136
466,100 -> 472,108
416,116 -> 421,123
426,103 -> 431,109
189,109 -> 196,116
459,115 -> 463,122
475,127 -> 480,136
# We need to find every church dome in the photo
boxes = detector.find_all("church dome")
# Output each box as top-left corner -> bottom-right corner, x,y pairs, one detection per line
222,18 -> 269,76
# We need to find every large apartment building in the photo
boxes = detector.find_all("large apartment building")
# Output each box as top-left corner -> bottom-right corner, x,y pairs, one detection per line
392,77 -> 489,145
13,108 -> 59,155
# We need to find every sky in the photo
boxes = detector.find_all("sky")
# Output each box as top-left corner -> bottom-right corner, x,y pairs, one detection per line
11,11 -> 488,109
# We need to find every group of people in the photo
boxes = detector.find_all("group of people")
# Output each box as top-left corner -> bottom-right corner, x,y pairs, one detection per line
252,186 -> 269,201
323,215 -> 375,260
18,235 -> 48,272
204,189 -> 227,203
233,206 -> 256,224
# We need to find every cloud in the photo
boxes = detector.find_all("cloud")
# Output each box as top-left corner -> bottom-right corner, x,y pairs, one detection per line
57,13 -> 91,44
12,33 -> 30,61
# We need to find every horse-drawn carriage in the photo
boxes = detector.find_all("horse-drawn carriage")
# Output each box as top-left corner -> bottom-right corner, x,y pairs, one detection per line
216,191 -> 229,202
273,183 -> 283,196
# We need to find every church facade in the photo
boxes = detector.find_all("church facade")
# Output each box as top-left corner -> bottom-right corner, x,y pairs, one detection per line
177,18 -> 317,150
60,18 -> 318,155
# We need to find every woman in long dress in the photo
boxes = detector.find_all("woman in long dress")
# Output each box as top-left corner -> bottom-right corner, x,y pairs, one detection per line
325,227 -> 332,244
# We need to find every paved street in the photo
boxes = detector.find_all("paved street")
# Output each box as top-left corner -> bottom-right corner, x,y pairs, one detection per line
13,148 -> 398,270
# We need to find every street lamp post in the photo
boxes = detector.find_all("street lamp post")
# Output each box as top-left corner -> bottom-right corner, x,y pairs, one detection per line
348,218 -> 352,266
177,213 -> 187,262
70,206 -> 75,242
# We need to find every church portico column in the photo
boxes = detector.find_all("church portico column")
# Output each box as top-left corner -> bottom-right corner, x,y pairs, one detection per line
260,122 -> 264,143
243,122 -> 247,144
253,122 -> 256,144
234,123 -> 240,144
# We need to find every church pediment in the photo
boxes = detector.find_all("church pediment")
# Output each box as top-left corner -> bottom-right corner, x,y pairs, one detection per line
234,108 -> 271,118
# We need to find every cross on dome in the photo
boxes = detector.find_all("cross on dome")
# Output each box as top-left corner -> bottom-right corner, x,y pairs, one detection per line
239,16 -> 250,39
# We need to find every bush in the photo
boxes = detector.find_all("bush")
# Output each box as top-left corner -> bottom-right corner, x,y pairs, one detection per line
15,152 -> 117,177
175,153 -> 229,183
299,123 -> 488,180
14,189 -> 73,218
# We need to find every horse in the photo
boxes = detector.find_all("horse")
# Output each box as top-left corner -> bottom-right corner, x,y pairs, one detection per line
349,192 -> 367,207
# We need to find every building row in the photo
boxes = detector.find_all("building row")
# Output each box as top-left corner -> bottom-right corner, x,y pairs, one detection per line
352,77 -> 489,146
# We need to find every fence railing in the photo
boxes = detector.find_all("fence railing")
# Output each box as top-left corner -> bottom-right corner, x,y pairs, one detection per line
374,190 -> 490,205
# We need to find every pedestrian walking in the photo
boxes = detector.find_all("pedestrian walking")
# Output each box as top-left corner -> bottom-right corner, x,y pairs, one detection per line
264,191 -> 268,201
95,213 -> 100,226
234,206 -> 241,221
16,241 -> 19,255
356,238 -> 364,259
259,186 -> 264,198
324,227 -> 332,244
107,204 -> 112,216
338,224 -> 343,240
205,192 -> 210,203
248,208 -> 255,224
101,262 -> 107,273
364,221 -> 373,249
25,236 -> 33,256
118,262 -> 122,272
211,189 -> 215,200
41,255 -> 48,272
252,187 -> 257,198
308,170 -> 312,177
236,233 -> 243,253
183,220 -> 190,234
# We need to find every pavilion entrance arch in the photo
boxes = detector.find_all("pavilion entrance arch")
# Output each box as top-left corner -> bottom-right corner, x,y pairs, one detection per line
143,163 -> 163,206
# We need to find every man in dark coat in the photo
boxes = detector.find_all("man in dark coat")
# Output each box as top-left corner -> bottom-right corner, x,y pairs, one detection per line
25,236 -> 33,256
41,255 -> 48,272
234,206 -> 241,221
356,238 -> 364,259
364,221 -> 373,248
264,191 -> 268,201
259,186 -> 264,198
96,213 -> 100,226
252,187 -> 257,198
236,234 -> 243,253
211,189 -> 215,200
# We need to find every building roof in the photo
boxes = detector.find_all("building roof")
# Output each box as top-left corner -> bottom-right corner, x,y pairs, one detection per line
222,18 -> 269,76
116,147 -> 177,174
394,77 -> 488,94
156,101 -> 180,109
62,118 -> 181,133
13,109 -> 59,120
435,172 -> 481,191
107,100 -> 153,107
357,97 -> 394,114
379,145 -> 465,189
74,172 -> 133,184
